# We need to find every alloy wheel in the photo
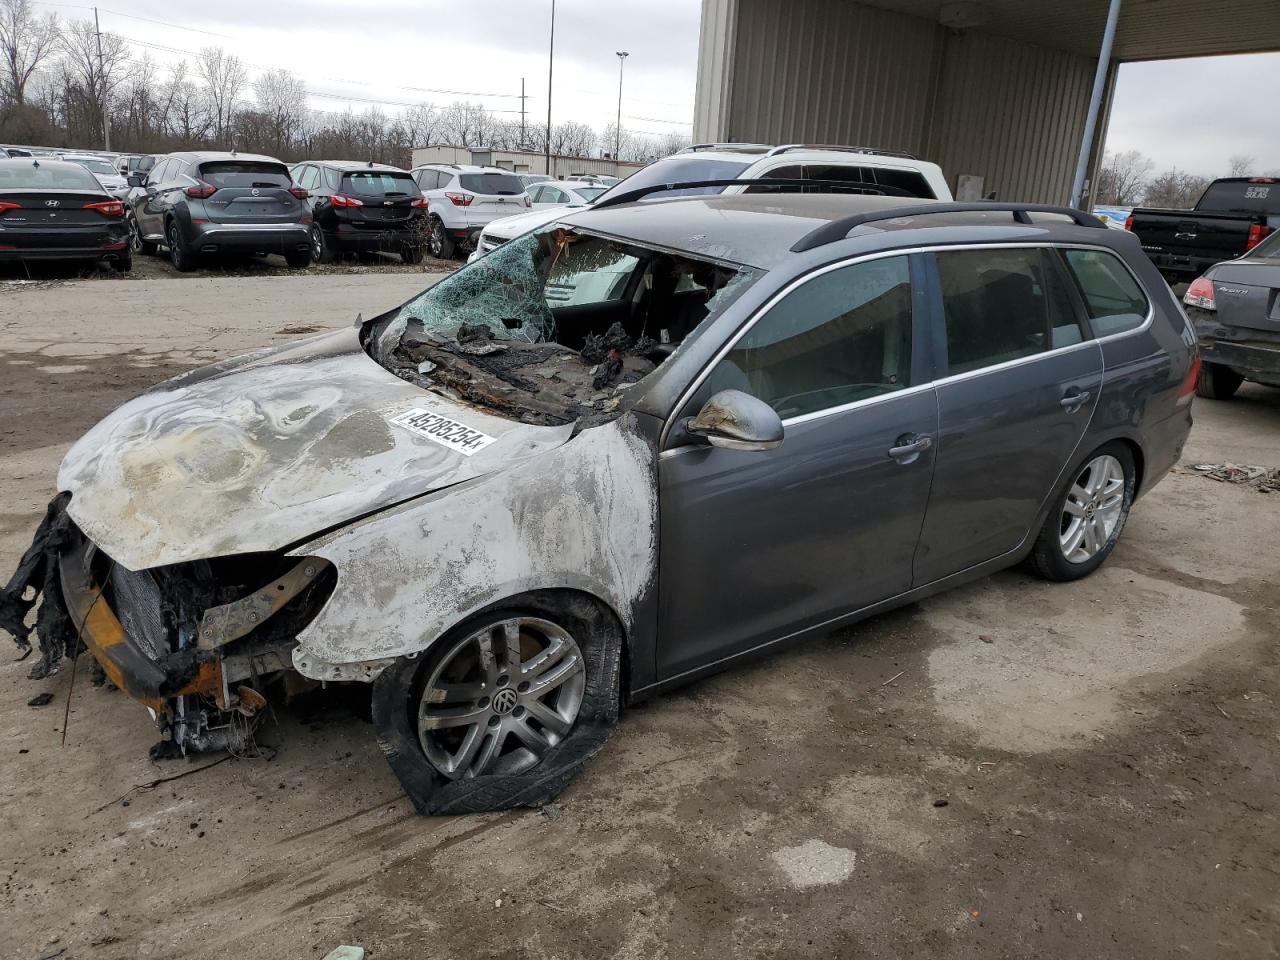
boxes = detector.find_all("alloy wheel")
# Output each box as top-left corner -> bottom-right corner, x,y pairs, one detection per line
310,225 -> 324,261
1059,454 -> 1125,563
127,214 -> 143,253
417,616 -> 586,780
168,223 -> 182,267
428,220 -> 445,258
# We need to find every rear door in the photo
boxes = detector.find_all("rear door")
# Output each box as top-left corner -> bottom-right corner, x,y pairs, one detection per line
135,157 -> 174,235
456,171 -> 527,225
913,246 -> 1103,584
196,160 -> 302,225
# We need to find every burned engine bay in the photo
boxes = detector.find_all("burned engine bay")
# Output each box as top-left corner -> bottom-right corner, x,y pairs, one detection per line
370,225 -> 749,428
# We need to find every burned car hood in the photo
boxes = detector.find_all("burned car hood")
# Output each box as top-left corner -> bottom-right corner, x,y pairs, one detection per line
57,327 -> 574,571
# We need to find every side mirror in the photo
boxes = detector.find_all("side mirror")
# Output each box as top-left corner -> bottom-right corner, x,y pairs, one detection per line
686,389 -> 784,452
127,172 -> 146,187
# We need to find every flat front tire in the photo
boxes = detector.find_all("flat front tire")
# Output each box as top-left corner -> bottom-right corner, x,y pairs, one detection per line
1027,442 -> 1135,582
372,593 -> 621,815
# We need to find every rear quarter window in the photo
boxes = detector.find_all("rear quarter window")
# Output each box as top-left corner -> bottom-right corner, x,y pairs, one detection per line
1062,249 -> 1149,336
198,161 -> 292,188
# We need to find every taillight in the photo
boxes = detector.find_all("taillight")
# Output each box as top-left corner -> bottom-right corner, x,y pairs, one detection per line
185,182 -> 216,199
1123,213 -> 1134,231
84,199 -> 124,217
288,186 -> 309,199
0,200 -> 20,214
410,197 -> 428,208
1246,222 -> 1273,251
1177,350 -> 1202,407
445,192 -> 473,207
330,194 -> 363,208
1184,277 -> 1216,311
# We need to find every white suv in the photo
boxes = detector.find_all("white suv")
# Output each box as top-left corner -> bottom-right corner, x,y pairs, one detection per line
409,164 -> 531,258
470,144 -> 952,260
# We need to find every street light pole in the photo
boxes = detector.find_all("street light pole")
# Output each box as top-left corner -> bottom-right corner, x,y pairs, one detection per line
545,0 -> 556,176
614,51 -> 629,163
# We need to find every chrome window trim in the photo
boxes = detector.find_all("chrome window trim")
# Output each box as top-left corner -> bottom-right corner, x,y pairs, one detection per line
660,241 -> 1155,451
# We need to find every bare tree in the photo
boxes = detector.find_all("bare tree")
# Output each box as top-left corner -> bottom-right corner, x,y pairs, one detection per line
549,120 -> 596,158
403,102 -> 440,147
1143,168 -> 1212,210
59,18 -> 130,149
252,67 -> 306,155
1094,150 -> 1153,206
0,0 -> 58,106
198,46 -> 247,147
160,61 -> 211,144
1227,154 -> 1255,177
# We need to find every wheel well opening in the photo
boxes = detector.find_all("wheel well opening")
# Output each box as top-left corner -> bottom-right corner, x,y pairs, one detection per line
1121,438 -> 1146,495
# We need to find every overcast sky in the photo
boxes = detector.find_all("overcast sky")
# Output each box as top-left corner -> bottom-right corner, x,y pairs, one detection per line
45,0 -> 1280,173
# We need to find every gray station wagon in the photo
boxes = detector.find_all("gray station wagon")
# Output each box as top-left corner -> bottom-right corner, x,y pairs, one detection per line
2,192 -> 1197,814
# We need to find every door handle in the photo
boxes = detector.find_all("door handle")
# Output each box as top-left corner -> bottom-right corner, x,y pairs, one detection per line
1059,389 -> 1091,411
888,433 -> 933,462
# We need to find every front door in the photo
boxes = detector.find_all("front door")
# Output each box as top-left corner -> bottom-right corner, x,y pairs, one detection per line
913,246 -> 1104,583
656,255 -> 938,680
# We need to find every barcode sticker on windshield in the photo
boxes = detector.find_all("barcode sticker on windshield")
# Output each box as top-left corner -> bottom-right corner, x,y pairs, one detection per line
391,408 -> 497,456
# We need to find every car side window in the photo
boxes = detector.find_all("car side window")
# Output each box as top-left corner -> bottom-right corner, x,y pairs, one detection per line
146,159 -> 172,186
694,256 -> 913,420
935,247 -> 1083,375
544,187 -> 566,203
1062,249 -> 1150,336
527,185 -> 544,202
416,170 -> 436,190
297,166 -> 318,190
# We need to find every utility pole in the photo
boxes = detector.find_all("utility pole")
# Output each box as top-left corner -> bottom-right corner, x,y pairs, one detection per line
614,51 -> 629,163
545,0 -> 555,175
520,77 -> 527,150
94,7 -> 111,152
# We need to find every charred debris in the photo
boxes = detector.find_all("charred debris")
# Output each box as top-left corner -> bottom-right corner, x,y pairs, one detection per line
388,320 -> 660,428
374,227 -> 743,429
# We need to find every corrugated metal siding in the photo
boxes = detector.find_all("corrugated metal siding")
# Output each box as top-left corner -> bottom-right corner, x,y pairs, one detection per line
726,0 -> 938,154
693,0 -> 739,142
928,31 -> 1095,203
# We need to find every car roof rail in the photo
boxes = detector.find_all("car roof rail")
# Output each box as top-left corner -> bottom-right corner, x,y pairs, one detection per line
680,142 -> 774,154
791,202 -> 1109,252
591,177 -> 915,210
765,143 -> 920,160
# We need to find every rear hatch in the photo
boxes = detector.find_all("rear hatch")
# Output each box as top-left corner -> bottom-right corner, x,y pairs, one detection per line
338,170 -> 421,228
196,160 -> 303,225
457,171 -> 527,225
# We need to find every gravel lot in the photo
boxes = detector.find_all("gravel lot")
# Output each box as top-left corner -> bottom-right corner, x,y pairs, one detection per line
1,272 -> 1277,960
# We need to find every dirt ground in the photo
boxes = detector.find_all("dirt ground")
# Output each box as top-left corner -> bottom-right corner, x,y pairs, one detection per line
1,272 -> 1277,960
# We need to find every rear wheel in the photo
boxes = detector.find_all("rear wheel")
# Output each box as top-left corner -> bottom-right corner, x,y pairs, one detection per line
309,224 -> 333,264
1196,361 -> 1243,400
426,216 -> 455,259
371,593 -> 621,814
166,220 -> 196,272
1027,443 -> 1135,582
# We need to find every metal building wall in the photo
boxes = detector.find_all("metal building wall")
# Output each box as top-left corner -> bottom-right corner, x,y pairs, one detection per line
695,0 -> 1101,203
725,0 -> 939,153
927,31 -> 1096,203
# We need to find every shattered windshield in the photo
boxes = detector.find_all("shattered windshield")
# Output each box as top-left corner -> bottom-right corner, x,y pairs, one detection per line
371,225 -> 760,426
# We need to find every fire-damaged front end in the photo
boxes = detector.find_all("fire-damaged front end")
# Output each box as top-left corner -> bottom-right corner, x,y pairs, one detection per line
58,531 -> 336,756
2,211 -> 762,809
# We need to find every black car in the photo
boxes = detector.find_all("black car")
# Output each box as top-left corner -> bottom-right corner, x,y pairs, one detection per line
290,161 -> 428,264
125,151 -> 311,271
0,157 -> 130,271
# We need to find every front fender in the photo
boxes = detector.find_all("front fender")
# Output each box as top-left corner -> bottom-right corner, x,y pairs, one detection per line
289,415 -> 659,678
